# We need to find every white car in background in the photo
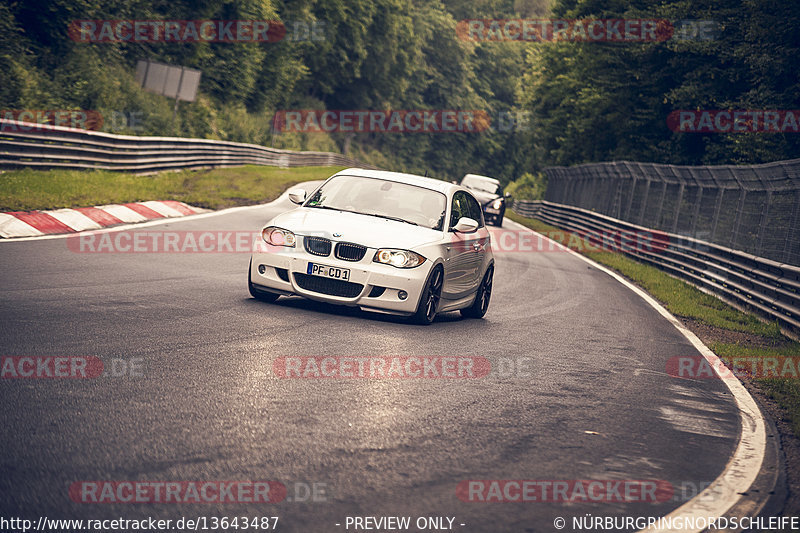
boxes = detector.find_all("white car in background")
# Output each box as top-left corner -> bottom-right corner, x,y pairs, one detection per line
248,168 -> 494,324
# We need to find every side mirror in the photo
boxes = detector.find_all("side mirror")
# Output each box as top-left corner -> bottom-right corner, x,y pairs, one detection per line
453,217 -> 479,233
288,188 -> 307,204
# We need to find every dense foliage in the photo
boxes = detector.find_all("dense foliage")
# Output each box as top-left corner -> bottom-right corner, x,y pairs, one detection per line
1,0 -> 798,191
522,0 -> 800,167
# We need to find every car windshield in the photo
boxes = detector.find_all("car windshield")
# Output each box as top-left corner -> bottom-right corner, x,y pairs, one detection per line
461,175 -> 500,195
304,175 -> 447,231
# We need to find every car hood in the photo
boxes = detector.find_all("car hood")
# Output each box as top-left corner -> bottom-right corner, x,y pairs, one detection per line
268,207 -> 444,249
467,188 -> 501,204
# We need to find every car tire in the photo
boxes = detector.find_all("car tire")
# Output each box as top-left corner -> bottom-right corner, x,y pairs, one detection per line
412,265 -> 444,325
248,260 -> 280,303
460,265 -> 493,319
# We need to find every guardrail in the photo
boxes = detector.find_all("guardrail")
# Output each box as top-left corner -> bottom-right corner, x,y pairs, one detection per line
0,119 -> 375,172
511,199 -> 800,333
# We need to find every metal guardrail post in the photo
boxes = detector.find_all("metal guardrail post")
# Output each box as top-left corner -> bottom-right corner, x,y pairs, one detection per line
638,178 -> 651,226
687,168 -> 704,238
653,168 -> 668,230
690,187 -> 703,238
731,189 -> 748,249
785,190 -> 800,264
753,165 -> 774,258
710,186 -> 726,242
624,175 -> 637,221
567,172 -> 579,205
601,168 -> 615,216
756,190 -> 772,257
672,182 -> 684,234
611,165 -> 624,219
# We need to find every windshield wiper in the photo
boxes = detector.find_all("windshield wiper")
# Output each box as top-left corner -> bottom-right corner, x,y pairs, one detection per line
309,204 -> 418,226
364,212 -> 418,226
307,204 -> 362,215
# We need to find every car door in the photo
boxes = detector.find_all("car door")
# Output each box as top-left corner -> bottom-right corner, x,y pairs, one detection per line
464,191 -> 490,287
442,191 -> 485,299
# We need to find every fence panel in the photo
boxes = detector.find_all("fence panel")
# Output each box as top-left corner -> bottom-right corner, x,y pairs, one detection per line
543,159 -> 800,266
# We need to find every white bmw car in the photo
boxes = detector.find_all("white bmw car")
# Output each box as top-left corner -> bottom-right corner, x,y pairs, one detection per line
248,168 -> 494,324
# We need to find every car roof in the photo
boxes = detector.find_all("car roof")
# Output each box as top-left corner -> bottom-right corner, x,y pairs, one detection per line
332,168 -> 460,195
462,173 -> 500,185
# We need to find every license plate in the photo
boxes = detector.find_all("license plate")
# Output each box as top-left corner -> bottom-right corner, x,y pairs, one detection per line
307,262 -> 350,281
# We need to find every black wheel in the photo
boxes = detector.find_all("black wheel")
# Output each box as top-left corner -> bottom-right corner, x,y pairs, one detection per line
248,260 -> 280,303
412,265 -> 444,325
461,265 -> 493,319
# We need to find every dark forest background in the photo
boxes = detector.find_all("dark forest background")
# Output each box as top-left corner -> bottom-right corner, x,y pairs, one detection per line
2,0 -> 798,190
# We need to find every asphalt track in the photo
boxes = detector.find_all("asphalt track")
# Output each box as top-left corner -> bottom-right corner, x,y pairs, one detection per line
0,183 -> 747,532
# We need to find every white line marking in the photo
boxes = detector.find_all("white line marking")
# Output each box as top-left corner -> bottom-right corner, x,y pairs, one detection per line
506,218 -> 766,533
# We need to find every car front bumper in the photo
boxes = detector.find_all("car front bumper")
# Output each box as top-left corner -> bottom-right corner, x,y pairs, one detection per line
483,208 -> 504,224
250,246 -> 433,315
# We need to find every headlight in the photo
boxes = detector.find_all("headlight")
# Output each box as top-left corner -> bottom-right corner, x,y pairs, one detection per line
491,199 -> 503,210
261,226 -> 296,247
373,249 -> 426,268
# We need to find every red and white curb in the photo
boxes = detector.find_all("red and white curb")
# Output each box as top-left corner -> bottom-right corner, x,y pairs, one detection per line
0,201 -> 208,238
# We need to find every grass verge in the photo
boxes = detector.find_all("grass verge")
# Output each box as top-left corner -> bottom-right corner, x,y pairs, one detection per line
0,165 -> 345,211
508,209 -> 800,435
